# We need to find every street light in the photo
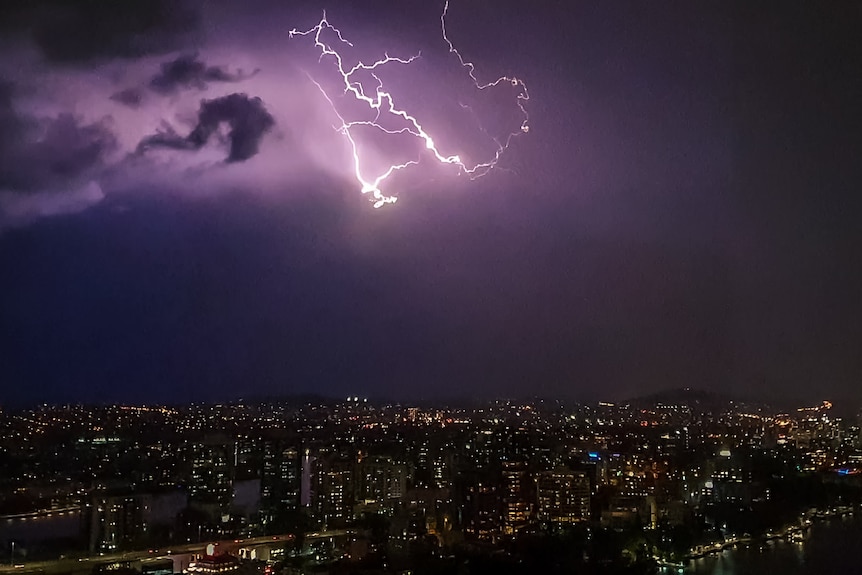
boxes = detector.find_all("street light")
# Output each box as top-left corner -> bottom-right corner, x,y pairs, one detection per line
10,541 -> 14,567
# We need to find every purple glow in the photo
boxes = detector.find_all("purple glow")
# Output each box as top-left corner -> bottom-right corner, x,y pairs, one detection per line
289,2 -> 530,207
0,2 -> 529,228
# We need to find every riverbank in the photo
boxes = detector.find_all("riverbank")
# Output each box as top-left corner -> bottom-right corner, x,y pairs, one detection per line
683,511 -> 862,575
682,504 -> 858,563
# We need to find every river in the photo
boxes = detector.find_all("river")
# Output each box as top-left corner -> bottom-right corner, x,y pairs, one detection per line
0,509 -> 81,545
686,514 -> 862,575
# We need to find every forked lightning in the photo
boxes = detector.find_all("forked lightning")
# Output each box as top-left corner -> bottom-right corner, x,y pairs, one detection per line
290,1 -> 530,208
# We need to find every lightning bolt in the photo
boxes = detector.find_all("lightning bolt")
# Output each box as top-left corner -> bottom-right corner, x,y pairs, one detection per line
290,1 -> 530,208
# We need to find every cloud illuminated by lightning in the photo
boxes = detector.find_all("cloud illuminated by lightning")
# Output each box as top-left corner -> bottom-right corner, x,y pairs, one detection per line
289,1 -> 530,208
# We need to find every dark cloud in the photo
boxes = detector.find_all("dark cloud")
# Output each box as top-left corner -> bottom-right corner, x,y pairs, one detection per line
0,79 -> 116,226
0,80 -> 23,135
110,88 -> 144,108
135,123 -> 198,154
0,80 -> 116,193
149,54 -> 259,95
0,0 -> 199,64
137,93 -> 275,162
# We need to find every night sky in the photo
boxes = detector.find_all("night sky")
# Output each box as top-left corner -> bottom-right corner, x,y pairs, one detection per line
1,1 -> 861,407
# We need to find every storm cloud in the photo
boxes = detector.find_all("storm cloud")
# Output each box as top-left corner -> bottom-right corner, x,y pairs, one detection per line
149,54 -> 259,95
0,80 -> 116,226
0,0 -> 200,64
110,88 -> 144,109
137,93 -> 275,162
0,81 -> 115,193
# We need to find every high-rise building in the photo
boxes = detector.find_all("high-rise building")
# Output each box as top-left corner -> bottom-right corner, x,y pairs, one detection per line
260,441 -> 301,522
188,438 -> 233,514
354,455 -> 410,515
502,459 -> 531,534
85,490 -> 187,553
313,457 -> 354,528
536,467 -> 590,524
458,471 -> 503,541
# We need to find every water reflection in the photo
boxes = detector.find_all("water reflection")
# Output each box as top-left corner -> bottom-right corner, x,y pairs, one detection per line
687,516 -> 862,575
0,510 -> 81,544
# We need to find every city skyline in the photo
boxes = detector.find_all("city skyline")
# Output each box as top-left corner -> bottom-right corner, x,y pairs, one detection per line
0,391 -> 860,572
1,388 -> 855,420
2,1 -> 862,406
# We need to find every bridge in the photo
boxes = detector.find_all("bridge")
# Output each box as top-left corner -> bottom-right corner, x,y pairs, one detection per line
0,530 -> 353,575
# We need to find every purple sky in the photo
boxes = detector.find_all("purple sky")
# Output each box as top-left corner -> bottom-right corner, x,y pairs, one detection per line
1,0 -> 861,407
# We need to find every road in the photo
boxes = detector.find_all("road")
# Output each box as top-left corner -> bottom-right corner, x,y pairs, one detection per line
0,528 -> 358,575
0,534 -> 296,575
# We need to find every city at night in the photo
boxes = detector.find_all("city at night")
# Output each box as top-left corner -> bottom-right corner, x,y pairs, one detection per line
1,1 -> 862,574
